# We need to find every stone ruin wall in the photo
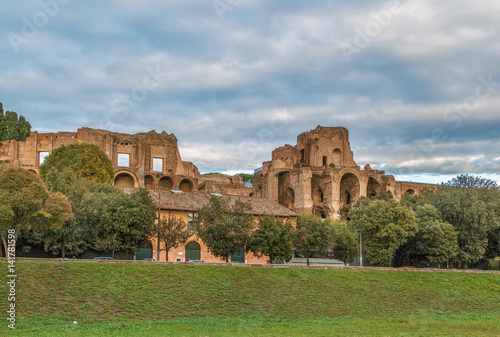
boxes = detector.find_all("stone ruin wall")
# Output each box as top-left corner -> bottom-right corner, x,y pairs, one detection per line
253,125 -> 436,219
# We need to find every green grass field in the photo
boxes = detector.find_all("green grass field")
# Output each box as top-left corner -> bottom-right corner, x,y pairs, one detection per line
1,261 -> 499,336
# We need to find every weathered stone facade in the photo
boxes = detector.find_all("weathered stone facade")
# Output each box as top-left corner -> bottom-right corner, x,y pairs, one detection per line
0,128 -> 199,192
253,125 -> 435,218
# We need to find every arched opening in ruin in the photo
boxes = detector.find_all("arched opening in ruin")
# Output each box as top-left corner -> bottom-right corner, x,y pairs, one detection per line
340,173 -> 359,207
114,172 -> 135,188
314,206 -> 327,218
367,177 -> 381,198
406,189 -> 416,196
144,175 -> 154,190
312,186 -> 324,204
159,177 -> 173,190
332,148 -> 341,167
27,169 -> 38,174
180,179 -> 194,192
277,171 -> 292,208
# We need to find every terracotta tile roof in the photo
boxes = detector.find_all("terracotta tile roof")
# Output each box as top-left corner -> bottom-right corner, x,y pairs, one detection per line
123,188 -> 297,217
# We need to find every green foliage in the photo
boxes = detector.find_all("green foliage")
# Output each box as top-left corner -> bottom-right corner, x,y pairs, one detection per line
331,222 -> 359,266
238,173 -> 254,184
444,174 -> 498,189
88,186 -> 157,257
5,261 -> 500,336
349,198 -> 417,267
0,102 -> 31,141
153,213 -> 192,261
295,214 -> 332,265
248,215 -> 295,263
197,196 -> 255,262
409,204 -> 458,266
429,178 -> 500,267
0,168 -> 72,257
39,143 -> 115,194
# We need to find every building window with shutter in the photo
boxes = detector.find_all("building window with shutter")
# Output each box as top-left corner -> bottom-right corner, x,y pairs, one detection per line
188,212 -> 199,231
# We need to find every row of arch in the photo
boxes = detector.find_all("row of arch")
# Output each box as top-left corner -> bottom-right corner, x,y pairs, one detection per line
114,171 -> 194,192
277,172 -> 385,211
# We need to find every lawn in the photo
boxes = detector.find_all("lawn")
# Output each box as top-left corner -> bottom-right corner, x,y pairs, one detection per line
1,261 -> 499,336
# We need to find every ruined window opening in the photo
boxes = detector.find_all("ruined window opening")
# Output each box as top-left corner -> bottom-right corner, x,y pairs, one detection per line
323,156 -> 327,166
153,158 -> 163,172
300,149 -> 305,163
39,151 -> 49,165
118,153 -> 130,167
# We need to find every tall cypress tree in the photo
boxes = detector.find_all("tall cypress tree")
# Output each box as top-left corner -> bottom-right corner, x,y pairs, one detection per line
0,102 -> 32,141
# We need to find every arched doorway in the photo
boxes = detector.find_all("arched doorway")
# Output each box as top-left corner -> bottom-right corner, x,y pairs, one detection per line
180,179 -> 193,192
144,175 -> 154,190
185,241 -> 201,260
159,177 -> 173,190
114,172 -> 135,188
340,173 -> 360,207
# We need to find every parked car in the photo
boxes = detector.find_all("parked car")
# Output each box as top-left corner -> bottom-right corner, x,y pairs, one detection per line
143,258 -> 154,261
94,257 -> 113,260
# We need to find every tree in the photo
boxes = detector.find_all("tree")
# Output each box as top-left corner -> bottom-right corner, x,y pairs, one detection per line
197,196 -> 255,262
0,168 -> 72,257
444,174 -> 498,189
39,143 -> 115,194
88,186 -> 157,258
294,214 -> 332,266
0,102 -> 32,141
238,173 -> 254,187
428,175 -> 500,268
331,222 -> 359,266
349,198 -> 417,267
410,204 -> 458,268
248,215 -> 294,263
154,213 -> 192,261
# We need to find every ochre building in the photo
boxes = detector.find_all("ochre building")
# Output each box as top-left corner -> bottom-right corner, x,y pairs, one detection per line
253,125 -> 435,218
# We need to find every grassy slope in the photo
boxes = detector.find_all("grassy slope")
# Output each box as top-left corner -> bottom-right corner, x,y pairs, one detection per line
1,261 -> 499,336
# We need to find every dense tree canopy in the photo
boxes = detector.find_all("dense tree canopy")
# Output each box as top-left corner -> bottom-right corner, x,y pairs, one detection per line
0,102 -> 31,141
197,196 -> 255,262
409,204 -> 458,267
430,177 -> 500,268
349,197 -> 417,267
87,185 -> 157,257
331,222 -> 359,266
294,214 -> 333,266
39,143 -> 115,194
0,167 -> 72,257
248,215 -> 294,263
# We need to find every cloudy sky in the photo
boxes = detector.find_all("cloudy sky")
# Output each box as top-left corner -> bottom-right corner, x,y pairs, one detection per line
1,0 -> 499,184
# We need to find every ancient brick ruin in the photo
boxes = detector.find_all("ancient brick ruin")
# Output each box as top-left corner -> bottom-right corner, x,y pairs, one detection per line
252,125 -> 434,218
0,127 -> 252,196
0,125 -> 434,219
